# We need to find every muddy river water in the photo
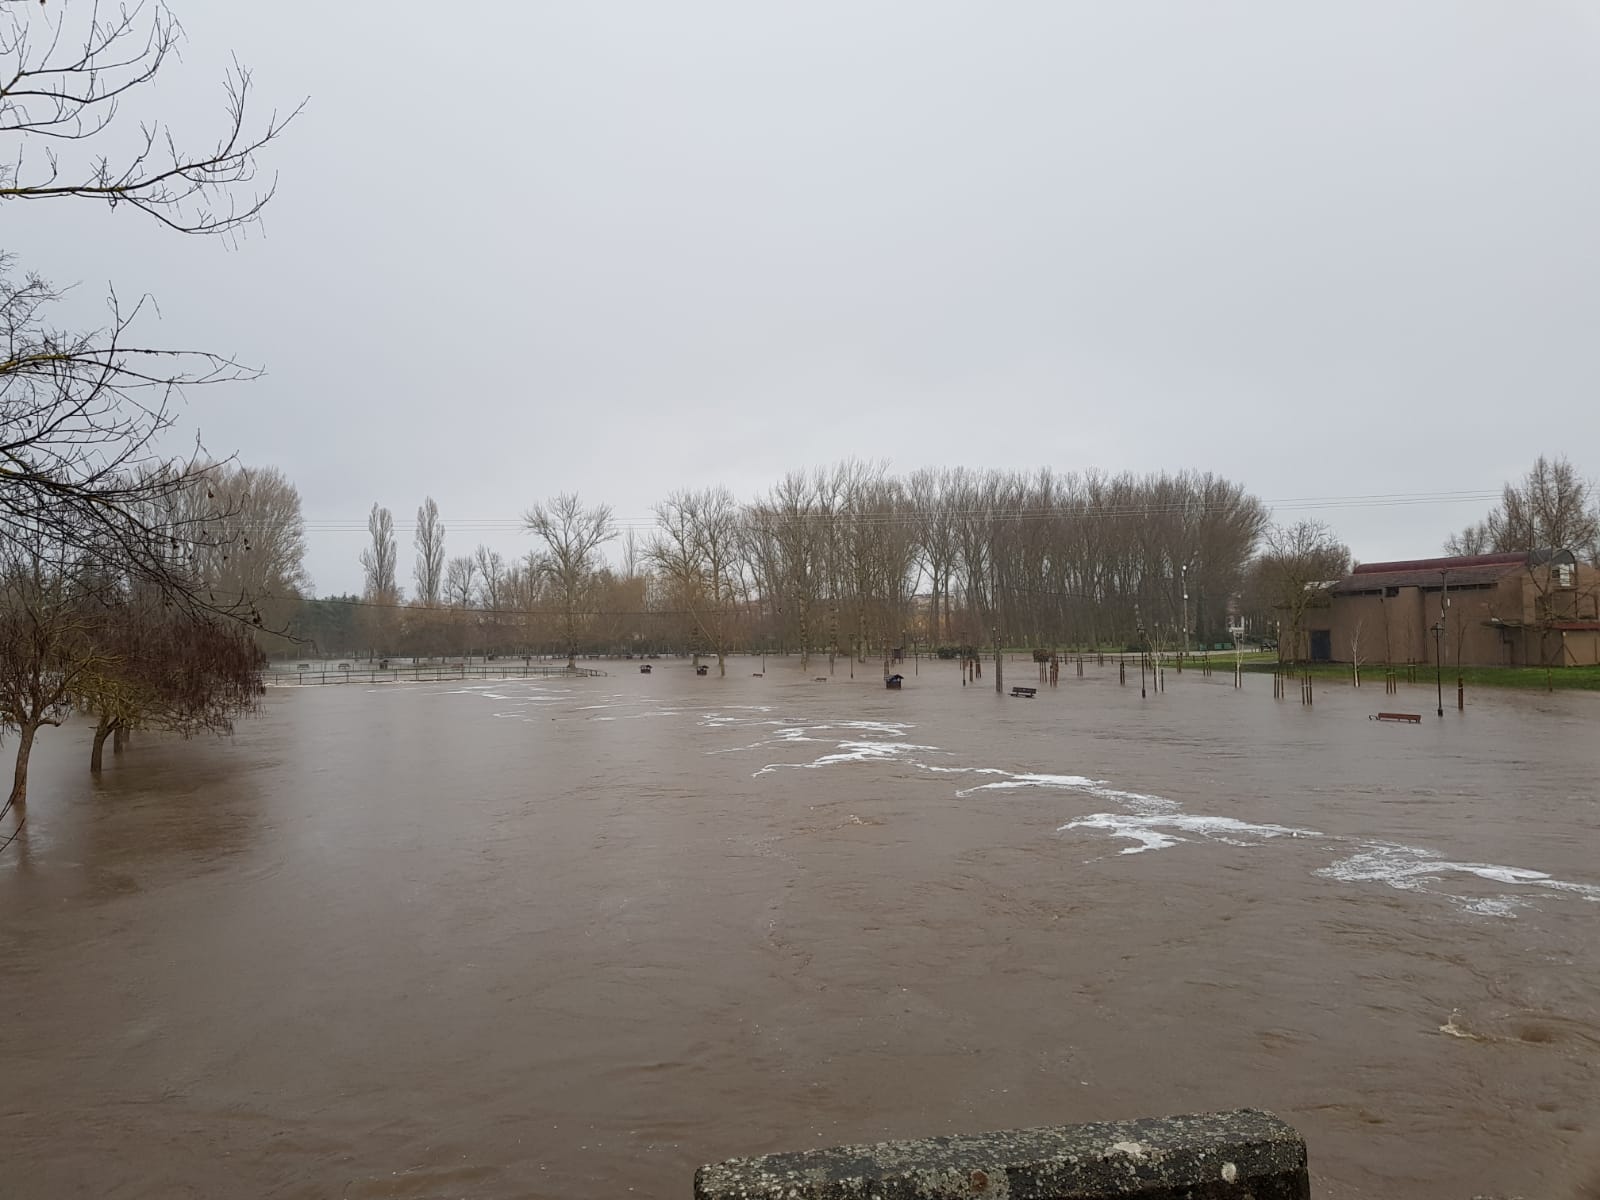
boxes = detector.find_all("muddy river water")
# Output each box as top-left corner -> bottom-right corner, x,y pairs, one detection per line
2,658 -> 1598,1198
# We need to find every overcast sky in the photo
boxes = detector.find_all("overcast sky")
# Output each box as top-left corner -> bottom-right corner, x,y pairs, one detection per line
19,2 -> 1600,594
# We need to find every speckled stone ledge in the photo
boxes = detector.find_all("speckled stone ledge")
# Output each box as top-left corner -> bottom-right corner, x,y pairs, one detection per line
694,1108 -> 1308,1200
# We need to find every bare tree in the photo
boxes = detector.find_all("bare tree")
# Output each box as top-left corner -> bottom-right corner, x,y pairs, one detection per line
621,527 -> 642,580
0,0 -> 297,627
157,462 -> 308,642
473,545 -> 505,609
1448,456 -> 1599,563
0,0 -> 300,236
0,526 -> 104,814
358,503 -> 397,655
1256,521 -> 1350,662
649,487 -> 742,676
753,470 -> 826,670
359,504 -> 398,602
0,260 -> 261,618
413,496 -> 445,607
524,492 -> 614,668
1443,521 -> 1493,557
81,588 -> 263,772
444,553 -> 478,608
908,466 -> 958,645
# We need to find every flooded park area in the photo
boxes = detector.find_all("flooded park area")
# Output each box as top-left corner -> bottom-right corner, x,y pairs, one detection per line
2,657 -> 1598,1198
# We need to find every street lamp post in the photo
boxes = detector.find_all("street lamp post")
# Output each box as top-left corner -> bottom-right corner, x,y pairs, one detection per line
1432,620 -> 1445,717
1135,603 -> 1147,699
1181,564 -> 1189,662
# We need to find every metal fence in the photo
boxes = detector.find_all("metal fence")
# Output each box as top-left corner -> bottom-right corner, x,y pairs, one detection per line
264,663 -> 607,687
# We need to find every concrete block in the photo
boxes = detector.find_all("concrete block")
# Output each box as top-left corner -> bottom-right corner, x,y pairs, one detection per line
694,1108 -> 1308,1200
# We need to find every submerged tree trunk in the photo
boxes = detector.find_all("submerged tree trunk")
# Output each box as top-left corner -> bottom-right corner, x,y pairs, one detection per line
113,725 -> 128,754
9,721 -> 38,810
91,717 -> 116,773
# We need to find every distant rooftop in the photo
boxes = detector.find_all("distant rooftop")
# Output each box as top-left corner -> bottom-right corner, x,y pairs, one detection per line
1351,551 -> 1527,576
1334,550 -> 1550,594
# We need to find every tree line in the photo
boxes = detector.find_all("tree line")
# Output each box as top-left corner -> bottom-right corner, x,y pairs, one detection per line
273,465 -> 1271,673
0,1 -> 294,824
273,456 -> 1599,676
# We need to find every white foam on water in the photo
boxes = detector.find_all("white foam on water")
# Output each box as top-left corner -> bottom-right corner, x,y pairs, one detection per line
706,728 -> 830,757
1165,813 -> 1318,842
432,682 -> 1600,920
754,740 -> 940,776
1059,813 -> 1184,854
950,771 -> 1179,817
1463,897 -> 1527,918
1439,1013 -> 1488,1040
833,719 -> 917,736
699,713 -> 785,730
1318,842 -> 1600,915
1058,811 -> 1317,856
701,711 -> 914,738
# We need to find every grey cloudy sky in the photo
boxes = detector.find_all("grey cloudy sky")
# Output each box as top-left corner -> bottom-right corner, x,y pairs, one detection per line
21,2 -> 1600,594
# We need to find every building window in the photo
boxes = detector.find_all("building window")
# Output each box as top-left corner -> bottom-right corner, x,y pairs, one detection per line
1555,563 -> 1575,589
1385,586 -> 1399,598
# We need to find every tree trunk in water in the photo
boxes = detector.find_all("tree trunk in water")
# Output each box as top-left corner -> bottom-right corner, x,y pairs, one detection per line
91,718 -> 115,773
113,725 -> 128,754
9,721 -> 37,810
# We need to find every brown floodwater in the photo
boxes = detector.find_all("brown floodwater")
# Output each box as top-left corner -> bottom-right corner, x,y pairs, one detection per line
2,657 -> 1598,1199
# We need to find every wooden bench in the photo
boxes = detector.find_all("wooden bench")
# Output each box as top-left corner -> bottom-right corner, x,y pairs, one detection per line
1372,712 -> 1422,723
1010,686 -> 1037,698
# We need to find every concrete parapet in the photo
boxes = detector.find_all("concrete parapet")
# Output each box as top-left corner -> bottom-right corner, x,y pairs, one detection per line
695,1108 -> 1308,1200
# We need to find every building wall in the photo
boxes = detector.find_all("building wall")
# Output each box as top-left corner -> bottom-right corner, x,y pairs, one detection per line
1318,563 -> 1600,668
1543,629 -> 1600,667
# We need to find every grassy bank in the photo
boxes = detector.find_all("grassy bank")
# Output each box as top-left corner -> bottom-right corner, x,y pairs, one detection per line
1240,660 -> 1600,691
